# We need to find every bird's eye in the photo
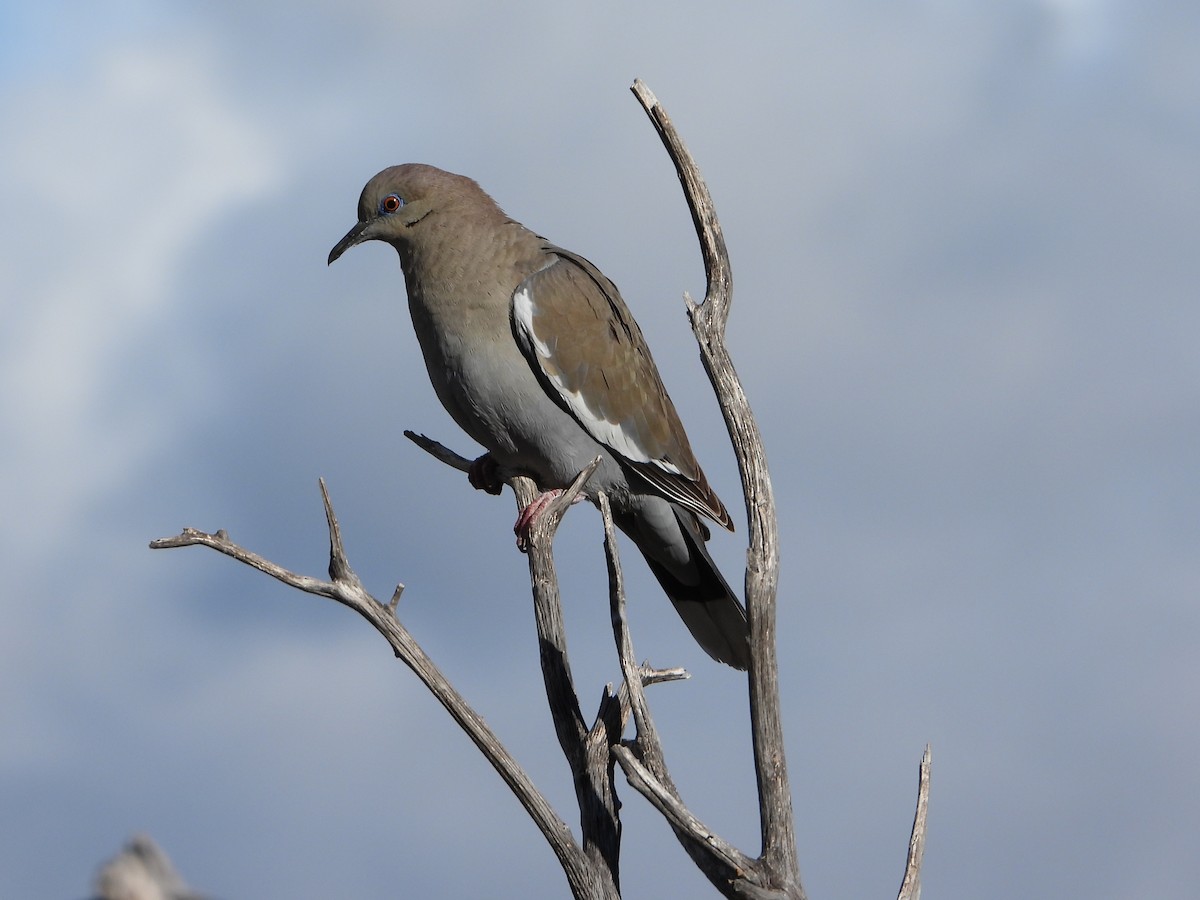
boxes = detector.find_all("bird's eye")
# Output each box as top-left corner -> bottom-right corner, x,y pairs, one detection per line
380,193 -> 405,214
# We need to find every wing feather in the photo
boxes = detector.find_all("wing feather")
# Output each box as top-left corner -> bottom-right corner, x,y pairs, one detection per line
511,247 -> 733,531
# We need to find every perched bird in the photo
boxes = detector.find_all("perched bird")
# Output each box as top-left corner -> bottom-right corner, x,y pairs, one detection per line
329,164 -> 750,669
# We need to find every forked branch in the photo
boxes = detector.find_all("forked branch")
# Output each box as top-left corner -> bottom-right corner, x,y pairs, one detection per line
150,477 -> 610,900
630,78 -> 800,898
629,79 -> 927,900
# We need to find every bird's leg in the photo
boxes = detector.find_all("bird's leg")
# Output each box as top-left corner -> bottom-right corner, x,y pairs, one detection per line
514,490 -> 561,551
468,454 -> 583,550
513,489 -> 585,552
468,453 -> 505,495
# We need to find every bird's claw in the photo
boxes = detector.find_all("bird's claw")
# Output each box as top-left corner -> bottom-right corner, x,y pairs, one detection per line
468,454 -> 504,495
514,489 -> 565,552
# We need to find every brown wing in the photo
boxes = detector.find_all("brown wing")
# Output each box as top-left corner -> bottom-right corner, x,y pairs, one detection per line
511,245 -> 733,531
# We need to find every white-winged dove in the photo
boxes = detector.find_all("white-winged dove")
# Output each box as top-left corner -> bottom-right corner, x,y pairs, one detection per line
329,164 -> 750,669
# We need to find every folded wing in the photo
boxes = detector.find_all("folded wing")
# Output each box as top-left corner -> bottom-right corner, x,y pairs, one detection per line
511,245 -> 733,532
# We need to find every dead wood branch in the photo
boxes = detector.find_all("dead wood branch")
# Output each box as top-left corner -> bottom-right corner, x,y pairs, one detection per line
629,78 -> 802,899
897,745 -> 932,900
151,477 -> 611,900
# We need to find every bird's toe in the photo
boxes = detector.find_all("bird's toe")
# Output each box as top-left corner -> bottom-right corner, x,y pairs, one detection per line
513,489 -> 564,552
468,453 -> 505,495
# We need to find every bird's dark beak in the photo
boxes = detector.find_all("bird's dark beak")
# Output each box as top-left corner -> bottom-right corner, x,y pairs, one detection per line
328,221 -> 370,265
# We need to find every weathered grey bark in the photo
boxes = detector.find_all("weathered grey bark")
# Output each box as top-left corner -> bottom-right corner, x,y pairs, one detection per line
152,473 -> 621,900
623,78 -> 802,900
897,745 -> 932,900
149,80 -> 929,898
403,437 -> 691,897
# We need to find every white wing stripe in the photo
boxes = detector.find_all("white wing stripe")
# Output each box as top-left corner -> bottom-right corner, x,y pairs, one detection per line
513,285 -> 681,474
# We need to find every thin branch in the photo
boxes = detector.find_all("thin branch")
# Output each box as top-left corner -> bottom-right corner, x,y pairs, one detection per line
630,86 -> 732,333
598,491 -> 668,772
582,662 -> 688,844
612,746 -> 761,888
403,437 -> 624,896
150,483 -> 605,900
404,429 -> 467,468
583,663 -> 690,766
599,489 -> 764,895
406,430 -> 485,474
897,745 -> 932,900
631,79 -> 801,896
517,460 -> 625,895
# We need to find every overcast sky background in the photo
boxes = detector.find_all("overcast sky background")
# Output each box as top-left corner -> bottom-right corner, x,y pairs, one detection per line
2,1 -> 1197,897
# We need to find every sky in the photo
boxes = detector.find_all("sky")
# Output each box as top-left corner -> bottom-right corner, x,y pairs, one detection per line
2,1 -> 1197,897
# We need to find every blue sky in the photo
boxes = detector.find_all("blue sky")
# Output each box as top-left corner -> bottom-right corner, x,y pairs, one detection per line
2,1 -> 1197,897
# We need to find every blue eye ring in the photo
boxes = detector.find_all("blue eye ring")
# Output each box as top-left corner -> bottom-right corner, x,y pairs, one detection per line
380,193 -> 405,214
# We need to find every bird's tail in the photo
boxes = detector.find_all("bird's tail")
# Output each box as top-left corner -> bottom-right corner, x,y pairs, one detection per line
633,508 -> 751,670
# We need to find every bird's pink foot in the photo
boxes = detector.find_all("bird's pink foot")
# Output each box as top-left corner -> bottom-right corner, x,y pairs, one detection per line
468,454 -> 504,495
513,489 -> 563,552
514,489 -> 586,551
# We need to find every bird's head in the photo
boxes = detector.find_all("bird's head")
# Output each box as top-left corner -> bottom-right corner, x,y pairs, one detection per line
327,163 -> 491,265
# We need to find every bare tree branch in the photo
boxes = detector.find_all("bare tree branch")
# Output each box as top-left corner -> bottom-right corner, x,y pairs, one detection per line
597,491 -> 664,772
514,461 -> 624,895
897,745 -> 932,900
630,80 -> 931,900
403,432 -> 630,895
595,489 -> 765,894
630,78 -> 802,898
150,480 -> 611,900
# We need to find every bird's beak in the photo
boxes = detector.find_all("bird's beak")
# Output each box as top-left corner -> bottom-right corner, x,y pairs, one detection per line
328,221 -> 370,265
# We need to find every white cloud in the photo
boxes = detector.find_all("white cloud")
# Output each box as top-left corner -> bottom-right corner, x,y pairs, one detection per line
0,38 -> 284,558
0,32 -> 287,816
